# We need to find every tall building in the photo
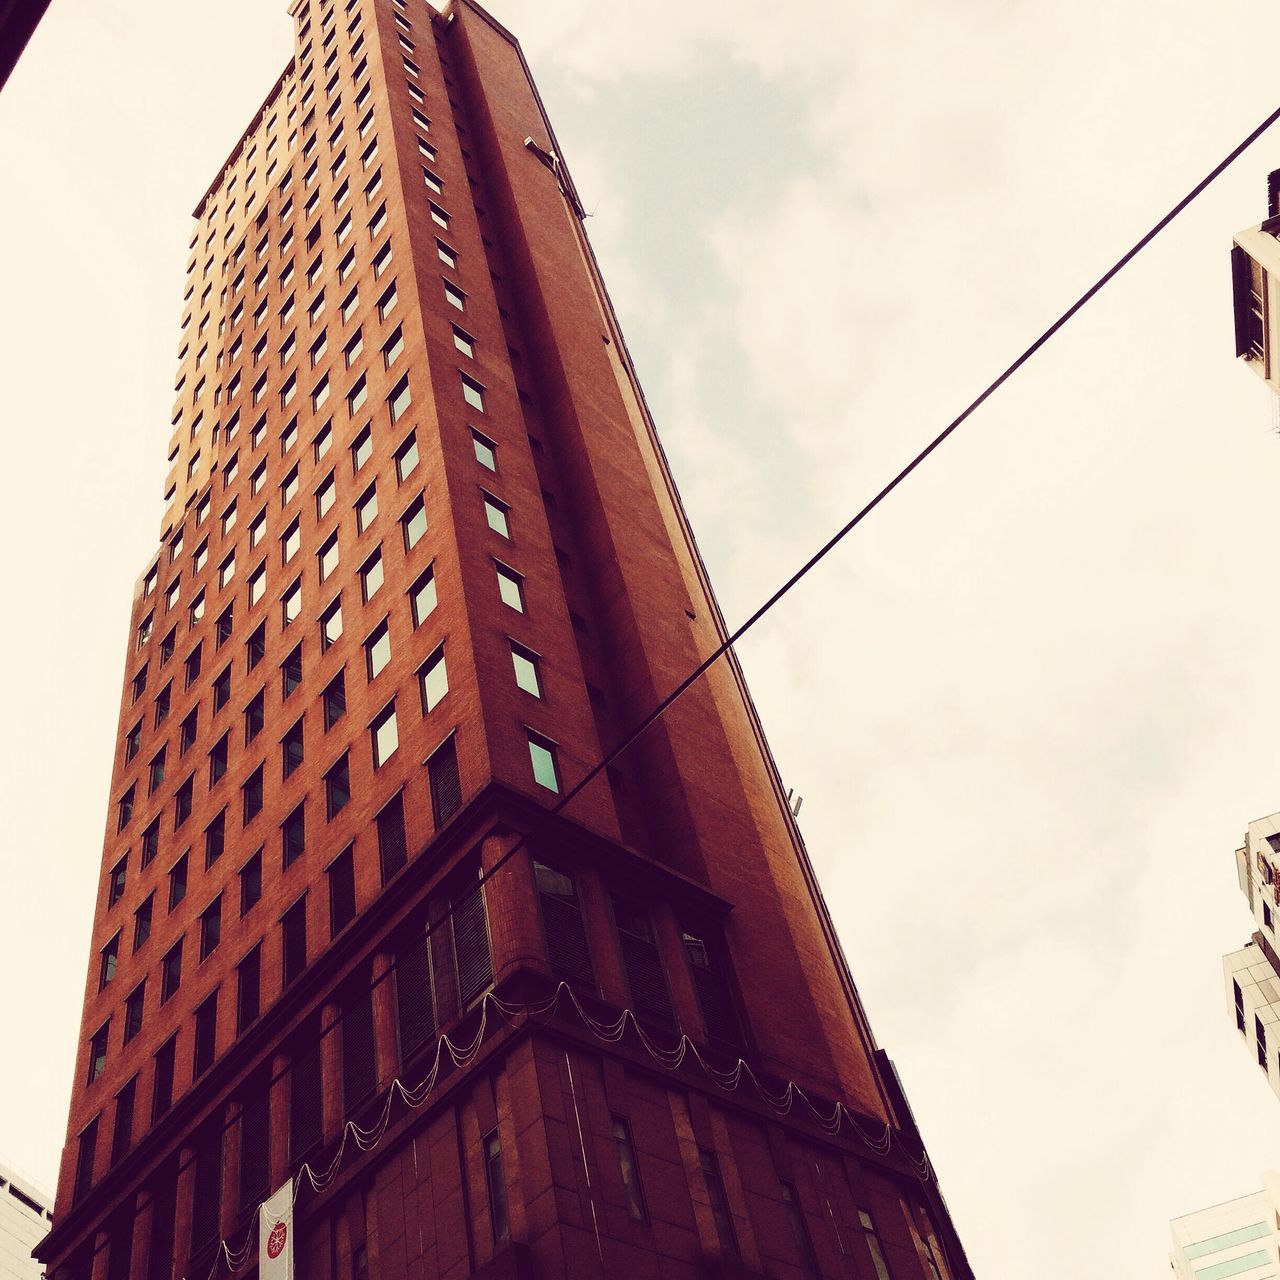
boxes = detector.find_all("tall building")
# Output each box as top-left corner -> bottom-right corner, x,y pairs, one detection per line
1169,1174 -> 1280,1279
1222,814 -> 1280,1101
0,1162 -> 52,1280
37,2 -> 971,1278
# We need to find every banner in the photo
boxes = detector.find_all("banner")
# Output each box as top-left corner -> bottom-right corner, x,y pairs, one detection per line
260,1179 -> 294,1279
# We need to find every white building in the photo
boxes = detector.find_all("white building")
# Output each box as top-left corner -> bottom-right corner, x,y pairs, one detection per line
1224,812 -> 1280,1102
1170,1175 -> 1280,1279
0,1163 -> 50,1280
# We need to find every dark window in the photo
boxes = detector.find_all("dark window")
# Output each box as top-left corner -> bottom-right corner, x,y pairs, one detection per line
699,1148 -> 738,1261
213,664 -> 232,710
133,894 -> 153,952
110,1078 -> 136,1167
427,734 -> 461,828
858,1209 -> 893,1280
240,849 -> 263,916
1235,979 -> 1247,1033
216,604 -> 234,647
199,895 -> 222,960
237,945 -> 261,1033
612,1116 -> 646,1222
141,817 -> 161,867
535,862 -> 594,990
243,764 -> 265,822
190,1123 -> 222,1249
376,792 -> 407,884
484,1130 -> 510,1243
99,933 -> 119,990
781,1181 -> 820,1280
682,928 -> 746,1052
146,1158 -> 178,1280
152,1036 -> 177,1122
283,803 -> 306,867
341,974 -> 377,1114
282,644 -> 303,698
282,897 -> 308,986
1258,1015 -> 1268,1068
179,707 -> 199,754
174,774 -> 194,827
204,731 -> 226,783
283,718 -> 305,777
451,873 -> 493,1008
87,1022 -> 110,1084
125,725 -> 142,764
247,621 -> 266,671
245,689 -> 265,743
239,1065 -> 271,1211
323,669 -> 347,729
193,991 -> 218,1079
73,1119 -> 99,1203
328,846 -> 356,936
161,940 -> 183,1003
205,810 -> 225,867
612,896 -> 673,1026
168,853 -> 188,911
124,981 -> 146,1045
184,643 -> 202,688
117,783 -> 135,829
394,921 -> 436,1071
326,753 -> 351,818
108,856 -> 127,906
148,747 -> 166,794
289,1015 -> 323,1163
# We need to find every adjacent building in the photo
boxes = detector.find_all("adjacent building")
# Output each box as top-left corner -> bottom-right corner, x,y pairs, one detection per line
1170,1174 -> 1280,1280
1223,815 -> 1280,1101
37,2 -> 972,1278
0,1163 -> 51,1280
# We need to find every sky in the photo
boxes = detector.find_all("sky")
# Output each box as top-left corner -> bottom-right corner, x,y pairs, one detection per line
1,1 -> 1279,1276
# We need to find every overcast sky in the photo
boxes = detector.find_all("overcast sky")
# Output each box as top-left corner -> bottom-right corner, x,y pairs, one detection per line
3,2 -> 1280,1276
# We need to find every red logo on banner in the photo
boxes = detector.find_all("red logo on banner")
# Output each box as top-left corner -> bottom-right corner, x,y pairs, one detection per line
267,1221 -> 288,1259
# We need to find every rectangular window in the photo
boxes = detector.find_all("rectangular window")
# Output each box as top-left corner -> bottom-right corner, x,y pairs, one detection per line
858,1209 -> 893,1280
420,645 -> 448,712
110,1077 -> 136,1167
205,810 -> 226,867
133,894 -> 153,951
282,897 -> 308,986
199,895 -> 222,960
527,730 -> 560,793
321,597 -> 343,650
429,201 -> 448,229
471,429 -> 496,470
174,774 -> 194,827
324,670 -> 347,729
351,424 -> 372,469
168,852 -> 188,910
326,753 -> 351,818
317,472 -> 336,517
348,374 -> 368,416
699,1148 -> 738,1261
328,846 -> 356,936
612,1116 -> 647,1222
453,325 -> 475,359
73,1119 -> 99,1202
366,620 -> 391,678
436,238 -> 457,268
240,849 -> 263,916
160,939 -> 183,1003
361,549 -> 383,600
483,493 -> 509,538
510,642 -> 541,697
193,991 -> 218,1079
344,327 -> 364,368
396,433 -> 419,481
376,792 -> 407,884
401,495 -> 427,549
410,564 -> 437,626
371,700 -> 398,767
282,644 -> 303,697
99,934 -> 119,990
141,817 -> 160,867
484,1131 -> 510,1243
443,279 -> 464,310
243,763 -> 265,822
152,1036 -> 177,1121
377,280 -> 398,319
283,804 -> 306,867
383,325 -> 404,367
388,375 -> 411,423
237,945 -> 261,1033
356,484 -> 378,532
781,1182 -> 820,1280
428,734 -> 461,829
213,665 -> 232,710
460,372 -> 485,412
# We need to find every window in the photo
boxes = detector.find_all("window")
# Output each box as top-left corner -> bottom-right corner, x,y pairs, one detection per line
495,563 -> 524,612
317,471 -> 336,517
376,792 -> 407,883
160,628 -> 177,663
132,664 -> 149,702
365,620 -> 392,679
427,734 -> 461,828
215,606 -> 234,649
282,897 -> 308,986
372,240 -> 392,277
133,894 -> 153,951
240,850 -> 262,916
484,1131 -> 510,1243
443,280 -> 464,310
200,895 -> 222,960
699,1148 -> 738,1261
248,562 -> 266,607
527,731 -> 560,792
341,287 -> 359,323
111,1076 -> 136,1166
282,644 -> 303,697
361,549 -> 383,599
193,991 -> 218,1079
88,1023 -> 110,1084
280,372 -> 297,408
321,597 -> 343,650
351,424 -> 372,469
328,846 -> 356,935
429,202 -> 449,229
184,644 -> 202,689
245,690 -> 265,744
165,577 -> 181,612
325,754 -> 351,819
483,494 -> 510,538
314,422 -> 333,459
154,681 -> 172,725
395,433 -> 419,481
137,612 -> 154,649
99,933 -> 119,990
148,747 -> 167,794
141,818 -> 160,867
344,327 -> 364,368
371,701 -> 398,767
781,1182 -> 820,1280
179,708 -> 199,755
282,577 -> 303,625
152,1036 -> 177,1122
460,373 -> 485,411
510,642 -> 541,697
213,663 -> 232,710
237,945 -> 261,1033
377,281 -> 398,319
118,782 -> 136,828
356,484 -> 378,532
248,509 -> 267,551
612,1117 -> 646,1222
122,983 -> 145,1044
436,238 -> 457,268
174,774 -> 194,827
471,429 -> 496,470
243,764 -> 265,822
205,810 -> 226,867
348,374 -> 368,416
323,670 -> 347,729
282,718 -> 305,778
383,325 -> 404,367
160,940 -> 183,1003
281,519 -> 301,564
420,645 -> 448,712
451,325 -> 475,359
409,564 -> 437,626
858,1210 -> 893,1280
283,804 -> 306,867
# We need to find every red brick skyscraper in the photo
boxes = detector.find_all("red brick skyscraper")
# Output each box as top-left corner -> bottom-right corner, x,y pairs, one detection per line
38,2 -> 972,1277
